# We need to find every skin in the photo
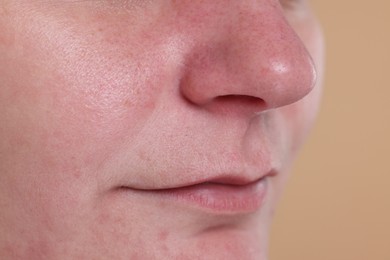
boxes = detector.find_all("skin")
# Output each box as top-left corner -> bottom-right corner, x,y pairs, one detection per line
0,0 -> 324,259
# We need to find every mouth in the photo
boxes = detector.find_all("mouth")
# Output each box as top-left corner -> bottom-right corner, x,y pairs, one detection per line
122,173 -> 274,214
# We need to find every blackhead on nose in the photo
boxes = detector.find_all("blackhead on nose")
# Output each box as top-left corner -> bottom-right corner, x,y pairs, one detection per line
179,1 -> 317,115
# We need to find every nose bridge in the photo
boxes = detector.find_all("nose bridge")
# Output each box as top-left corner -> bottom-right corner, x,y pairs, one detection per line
179,1 -> 317,110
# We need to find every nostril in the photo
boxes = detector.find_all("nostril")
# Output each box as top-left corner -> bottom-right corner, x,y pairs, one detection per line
201,95 -> 266,117
216,95 -> 264,106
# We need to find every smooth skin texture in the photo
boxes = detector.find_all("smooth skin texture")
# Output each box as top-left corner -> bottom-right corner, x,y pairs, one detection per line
0,0 -> 324,259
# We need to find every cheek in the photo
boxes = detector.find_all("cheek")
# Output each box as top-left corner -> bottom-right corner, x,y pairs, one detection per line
39,20 -> 166,156
0,10 -> 171,208
0,12 -> 170,252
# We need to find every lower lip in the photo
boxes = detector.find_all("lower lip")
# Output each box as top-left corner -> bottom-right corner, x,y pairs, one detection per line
149,178 -> 268,214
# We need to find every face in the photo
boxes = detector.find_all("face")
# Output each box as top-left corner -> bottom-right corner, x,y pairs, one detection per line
0,0 -> 324,259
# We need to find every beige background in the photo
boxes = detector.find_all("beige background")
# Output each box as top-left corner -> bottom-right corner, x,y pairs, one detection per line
270,0 -> 390,259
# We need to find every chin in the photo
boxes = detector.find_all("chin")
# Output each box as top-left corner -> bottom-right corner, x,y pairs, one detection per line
147,226 -> 270,260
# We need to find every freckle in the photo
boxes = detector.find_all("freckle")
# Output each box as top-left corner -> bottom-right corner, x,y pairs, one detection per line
123,99 -> 133,108
1,5 -> 7,14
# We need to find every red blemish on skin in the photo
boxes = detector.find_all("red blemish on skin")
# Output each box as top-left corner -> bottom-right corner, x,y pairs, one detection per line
1,243 -> 21,259
158,230 -> 169,242
0,6 -> 14,47
137,149 -> 152,163
25,238 -> 53,260
8,135 -> 31,150
228,152 -> 240,162
72,169 -> 82,179
157,230 -> 170,254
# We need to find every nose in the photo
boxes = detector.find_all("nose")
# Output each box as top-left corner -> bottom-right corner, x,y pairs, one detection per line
179,1 -> 317,115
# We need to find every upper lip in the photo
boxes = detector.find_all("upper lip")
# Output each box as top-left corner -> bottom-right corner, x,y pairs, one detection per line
129,169 -> 277,191
196,171 -> 276,186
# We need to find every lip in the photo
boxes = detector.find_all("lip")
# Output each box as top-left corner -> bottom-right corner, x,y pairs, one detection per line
132,177 -> 269,214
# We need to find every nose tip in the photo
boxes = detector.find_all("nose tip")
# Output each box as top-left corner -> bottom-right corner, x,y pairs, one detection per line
178,3 -> 317,114
261,51 -> 318,109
